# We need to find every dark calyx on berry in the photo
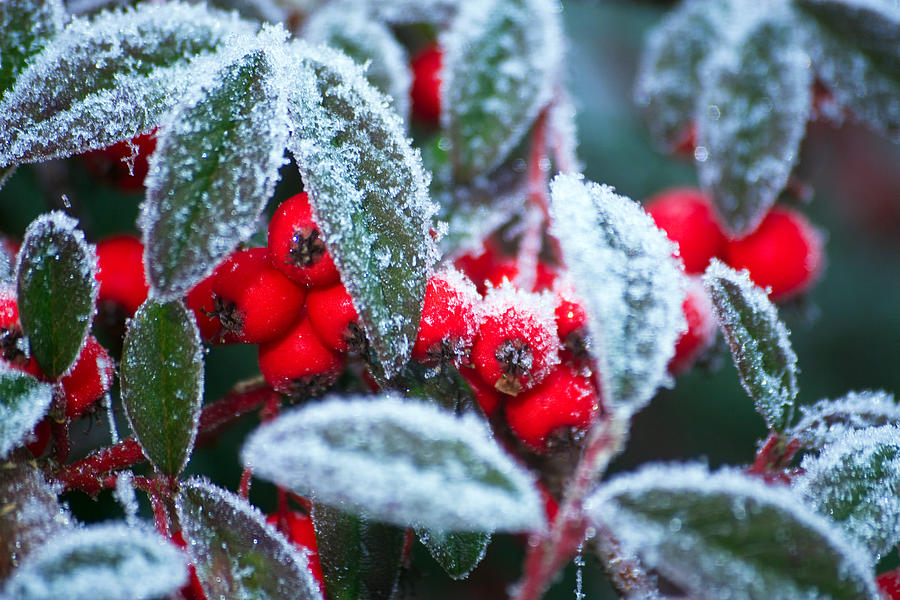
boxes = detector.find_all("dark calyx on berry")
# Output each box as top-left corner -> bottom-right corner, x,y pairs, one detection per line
287,225 -> 327,268
212,295 -> 244,340
343,321 -> 369,356
0,324 -> 27,366
281,373 -> 335,402
494,338 -> 533,395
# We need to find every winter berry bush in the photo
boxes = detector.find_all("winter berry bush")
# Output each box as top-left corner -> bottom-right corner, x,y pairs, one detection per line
2,0 -> 900,599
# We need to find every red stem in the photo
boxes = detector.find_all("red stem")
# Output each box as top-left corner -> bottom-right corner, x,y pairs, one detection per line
239,466 -> 253,499
196,384 -> 280,443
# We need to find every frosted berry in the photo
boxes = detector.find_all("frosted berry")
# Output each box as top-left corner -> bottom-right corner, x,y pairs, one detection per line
410,43 -> 443,125
61,336 -> 115,419
553,287 -> 589,362
646,187 -> 727,274
268,192 -> 340,288
459,366 -> 502,418
724,206 -> 824,301
471,286 -> 559,396
95,234 -> 149,316
82,132 -> 156,192
454,239 -> 509,295
211,248 -> 306,344
412,269 -> 481,365
504,363 -> 599,453
266,512 -> 325,591
306,283 -> 367,355
668,276 -> 716,376
258,316 -> 345,399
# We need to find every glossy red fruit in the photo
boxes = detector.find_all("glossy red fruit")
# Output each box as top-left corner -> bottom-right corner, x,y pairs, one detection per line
459,366 -> 502,418
646,187 -> 727,274
454,239 -> 508,295
553,287 -> 588,362
504,363 -> 599,453
61,336 -> 115,419
410,43 -> 443,125
669,276 -> 716,376
412,269 -> 481,365
185,274 -> 234,344
25,419 -> 51,458
471,286 -> 559,396
82,132 -> 156,192
0,289 -> 40,375
258,316 -> 345,399
266,512 -> 325,591
268,192 -> 340,288
95,234 -> 149,316
211,248 -> 306,344
878,569 -> 900,600
724,206 -> 824,301
306,283 -> 366,355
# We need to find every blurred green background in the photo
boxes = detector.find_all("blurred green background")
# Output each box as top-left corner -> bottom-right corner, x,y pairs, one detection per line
2,1 -> 899,598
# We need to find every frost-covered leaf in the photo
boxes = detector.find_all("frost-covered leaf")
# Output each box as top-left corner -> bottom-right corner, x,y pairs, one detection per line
304,5 -> 411,121
121,300 -> 203,477
366,0 -> 457,25
16,211 -> 96,379
796,0 -> 900,141
794,425 -> 900,561
242,394 -> 544,532
697,8 -> 813,235
634,0 -> 733,147
141,35 -> 288,300
177,478 -> 323,600
286,42 -> 439,377
0,0 -> 65,98
586,464 -> 879,600
0,367 -> 54,458
312,503 -> 404,600
442,0 -> 561,181
703,260 -> 798,431
208,0 -> 286,25
394,361 -> 478,413
417,528 -> 490,580
789,390 -> 900,449
0,2 -> 255,167
548,174 -> 686,414
1,522 -> 187,600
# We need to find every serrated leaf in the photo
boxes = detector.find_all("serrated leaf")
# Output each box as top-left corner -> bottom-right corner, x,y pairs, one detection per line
586,464 -> 879,600
242,394 -> 544,532
177,478 -> 323,600
548,174 -> 686,415
121,300 -> 202,477
634,0 -> 733,146
0,0 -> 65,98
1,523 -> 187,600
0,367 -> 54,458
16,211 -> 96,379
703,260 -> 798,431
286,42 -> 439,377
697,9 -> 813,235
442,0 -> 561,181
0,2 -> 256,168
141,37 -> 288,300
796,0 -> 900,141
417,528 -> 490,580
794,425 -> 900,561
312,503 -> 404,600
789,390 -> 900,449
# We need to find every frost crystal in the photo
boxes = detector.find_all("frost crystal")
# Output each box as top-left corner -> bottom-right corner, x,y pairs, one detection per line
789,390 -> 900,449
0,0 -> 66,98
0,365 -> 54,458
242,394 -> 545,533
549,174 -> 686,415
365,0 -> 458,24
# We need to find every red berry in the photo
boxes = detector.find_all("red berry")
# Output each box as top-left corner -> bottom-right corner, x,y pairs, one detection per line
0,289 -> 39,374
553,286 -> 589,362
61,336 -> 115,419
306,283 -> 366,355
266,512 -> 325,591
25,418 -> 51,458
211,248 -> 306,344
458,366 -> 502,418
533,261 -> 559,292
258,316 -> 345,399
267,193 -> 340,288
185,274 -> 235,344
412,269 -> 481,365
879,569 -> 900,600
454,239 -> 508,296
471,285 -> 559,397
668,276 -> 716,376
95,234 -> 149,316
82,132 -> 156,192
724,206 -> 824,301
410,43 -> 442,125
645,187 -> 727,274
504,363 -> 599,452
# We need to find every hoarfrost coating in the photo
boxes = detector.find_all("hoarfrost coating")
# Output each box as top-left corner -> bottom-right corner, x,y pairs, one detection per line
789,390 -> 900,448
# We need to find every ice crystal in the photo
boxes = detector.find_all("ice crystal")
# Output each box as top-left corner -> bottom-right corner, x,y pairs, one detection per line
0,0 -> 66,98
790,390 -> 900,449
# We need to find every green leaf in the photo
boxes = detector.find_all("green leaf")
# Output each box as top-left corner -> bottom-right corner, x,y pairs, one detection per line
417,528 -> 490,580
794,425 -> 900,561
789,390 -> 900,450
141,37 -> 288,300
0,0 -> 64,98
795,0 -> 900,141
177,478 -> 323,600
312,503 -> 404,600
703,260 -> 798,431
443,0 -> 561,181
286,42 -> 439,378
394,361 -> 478,413
242,394 -> 544,532
548,174 -> 686,415
697,9 -> 813,235
587,464 -> 879,600
121,300 -> 203,477
16,211 -> 96,379
0,367 -> 54,458
0,2 -> 255,167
